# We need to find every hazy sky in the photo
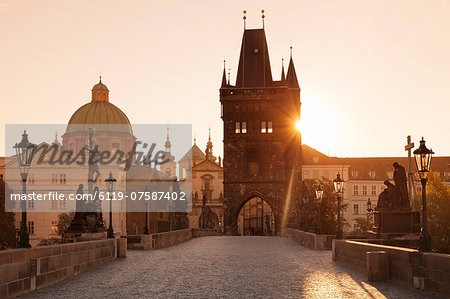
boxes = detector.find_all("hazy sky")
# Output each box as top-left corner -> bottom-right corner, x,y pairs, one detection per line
1,0 -> 449,159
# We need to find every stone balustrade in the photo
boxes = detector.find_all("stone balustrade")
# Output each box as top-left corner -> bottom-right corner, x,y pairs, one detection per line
284,228 -> 334,250
0,238 -> 117,298
333,239 -> 450,297
127,228 -> 192,250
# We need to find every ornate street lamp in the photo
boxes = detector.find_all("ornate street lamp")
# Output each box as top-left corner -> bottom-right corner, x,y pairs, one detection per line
333,173 -> 344,239
315,184 -> 324,235
105,171 -> 116,238
143,186 -> 149,235
414,137 -> 434,251
366,198 -> 373,221
14,130 -> 36,248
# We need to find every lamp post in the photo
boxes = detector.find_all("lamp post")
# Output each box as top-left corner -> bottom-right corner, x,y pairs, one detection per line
105,171 -> 116,238
333,173 -> 344,239
315,184 -> 324,235
414,137 -> 434,252
143,186 -> 149,235
14,130 -> 36,248
366,198 -> 373,221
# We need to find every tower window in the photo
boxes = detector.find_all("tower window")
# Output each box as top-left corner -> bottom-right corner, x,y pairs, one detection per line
268,122 -> 273,133
241,122 -> 247,134
261,122 -> 266,133
362,185 -> 368,195
353,204 -> 359,215
235,122 -> 241,134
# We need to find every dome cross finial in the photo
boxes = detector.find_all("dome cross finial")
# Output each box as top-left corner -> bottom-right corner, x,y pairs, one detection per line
99,74 -> 102,83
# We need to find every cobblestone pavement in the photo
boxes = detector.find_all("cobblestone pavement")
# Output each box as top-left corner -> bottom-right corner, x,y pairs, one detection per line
23,237 -> 440,299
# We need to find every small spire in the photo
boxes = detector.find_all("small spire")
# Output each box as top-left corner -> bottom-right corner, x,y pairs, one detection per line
290,41 -> 293,58
281,58 -> 286,81
261,10 -> 265,29
208,124 -> 211,142
194,132 -> 197,145
221,60 -> 227,87
166,123 -> 170,141
228,68 -> 231,85
243,10 -> 247,29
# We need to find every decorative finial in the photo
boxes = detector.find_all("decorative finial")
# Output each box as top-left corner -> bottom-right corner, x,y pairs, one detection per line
99,74 -> 102,83
243,10 -> 247,29
166,122 -> 170,141
227,68 -> 231,85
194,132 -> 197,145
261,10 -> 265,29
208,124 -> 211,142
290,41 -> 293,58
223,59 -> 226,69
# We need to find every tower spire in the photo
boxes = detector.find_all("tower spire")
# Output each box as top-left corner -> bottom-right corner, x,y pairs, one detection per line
221,59 -> 227,87
281,58 -> 286,81
165,123 -> 171,153
286,43 -> 299,88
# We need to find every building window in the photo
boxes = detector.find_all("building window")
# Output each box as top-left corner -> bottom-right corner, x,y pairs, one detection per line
51,200 -> 58,209
28,221 -> 34,235
353,204 -> 359,215
261,122 -> 266,133
268,122 -> 273,133
182,168 -> 187,179
369,171 -> 376,179
352,170 -> 358,179
69,143 -> 74,151
303,170 -> 309,179
60,174 -> 66,184
28,198 -> 34,209
362,185 -> 368,195
51,221 -> 58,234
52,174 -> 57,184
59,200 -> 66,209
353,185 -> 359,195
235,122 -> 241,134
371,185 -> 377,195
241,122 -> 247,134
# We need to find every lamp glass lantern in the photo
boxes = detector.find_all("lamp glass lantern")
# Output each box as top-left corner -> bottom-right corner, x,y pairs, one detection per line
367,198 -> 372,212
105,171 -> 117,192
414,137 -> 434,179
333,173 -> 344,193
14,130 -> 36,177
315,185 -> 324,200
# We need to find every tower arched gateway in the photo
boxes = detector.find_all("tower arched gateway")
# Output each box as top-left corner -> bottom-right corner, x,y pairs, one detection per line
220,18 -> 303,235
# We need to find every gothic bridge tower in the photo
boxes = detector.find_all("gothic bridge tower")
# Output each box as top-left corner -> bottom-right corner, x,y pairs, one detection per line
220,17 -> 302,235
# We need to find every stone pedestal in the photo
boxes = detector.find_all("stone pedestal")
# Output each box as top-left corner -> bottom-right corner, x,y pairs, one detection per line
117,237 -> 127,258
367,251 -> 389,281
372,210 -> 420,234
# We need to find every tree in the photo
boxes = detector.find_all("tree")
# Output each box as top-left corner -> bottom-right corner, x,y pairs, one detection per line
302,178 -> 348,235
0,179 -> 16,249
57,212 -> 75,236
350,217 -> 373,235
412,172 -> 450,253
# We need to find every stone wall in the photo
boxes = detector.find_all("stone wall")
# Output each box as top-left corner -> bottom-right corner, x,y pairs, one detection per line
284,228 -> 334,250
0,239 -> 116,298
333,239 -> 450,297
192,229 -> 222,238
127,228 -> 192,250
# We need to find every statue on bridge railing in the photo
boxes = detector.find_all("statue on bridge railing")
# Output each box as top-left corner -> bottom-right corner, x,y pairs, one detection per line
376,162 -> 410,210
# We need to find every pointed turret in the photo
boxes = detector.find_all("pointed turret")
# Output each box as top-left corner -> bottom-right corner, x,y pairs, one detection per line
286,48 -> 299,88
165,124 -> 171,153
221,60 -> 227,87
281,58 -> 286,82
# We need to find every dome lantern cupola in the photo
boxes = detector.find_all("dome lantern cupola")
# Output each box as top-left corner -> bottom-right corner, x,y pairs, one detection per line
92,76 -> 109,102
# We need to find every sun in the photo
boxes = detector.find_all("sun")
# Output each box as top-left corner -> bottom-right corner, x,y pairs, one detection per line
295,119 -> 301,131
